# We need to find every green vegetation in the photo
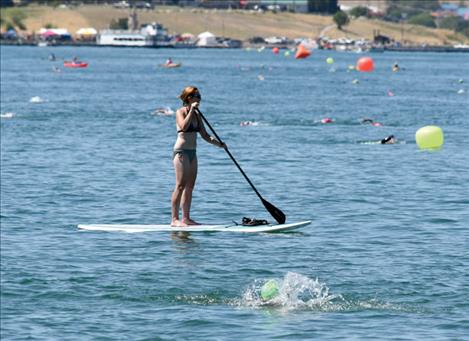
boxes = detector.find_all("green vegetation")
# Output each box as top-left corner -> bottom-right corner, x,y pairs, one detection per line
439,16 -> 461,31
308,0 -> 339,14
0,0 -> 14,7
48,0 -> 64,7
5,22 -> 14,31
439,16 -> 469,37
109,18 -> 128,30
11,8 -> 27,30
386,0 -> 440,13
385,0 -> 439,21
350,6 -> 368,18
384,0 -> 469,37
333,10 -> 349,30
408,12 -> 436,28
0,7 -> 27,31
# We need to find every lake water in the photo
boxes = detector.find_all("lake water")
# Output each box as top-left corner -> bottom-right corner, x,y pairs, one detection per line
1,46 -> 468,340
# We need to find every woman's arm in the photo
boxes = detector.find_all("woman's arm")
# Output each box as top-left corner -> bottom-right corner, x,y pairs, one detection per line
176,104 -> 197,131
198,114 -> 226,148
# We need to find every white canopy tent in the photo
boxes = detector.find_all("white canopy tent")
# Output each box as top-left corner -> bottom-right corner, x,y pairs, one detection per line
196,31 -> 217,47
39,28 -> 70,36
76,28 -> 97,36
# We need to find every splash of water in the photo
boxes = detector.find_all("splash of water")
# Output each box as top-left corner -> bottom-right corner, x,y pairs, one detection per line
30,96 -> 48,103
1,112 -> 15,119
239,272 -> 340,311
237,272 -> 421,313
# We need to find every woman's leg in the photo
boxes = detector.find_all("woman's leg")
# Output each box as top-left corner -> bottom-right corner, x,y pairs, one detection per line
171,153 -> 190,226
181,155 -> 199,225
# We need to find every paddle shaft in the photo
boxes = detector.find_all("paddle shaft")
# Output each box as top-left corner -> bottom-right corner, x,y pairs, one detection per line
196,109 -> 262,199
196,108 -> 286,224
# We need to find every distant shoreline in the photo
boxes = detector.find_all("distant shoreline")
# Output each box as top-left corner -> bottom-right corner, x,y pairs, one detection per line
1,4 -> 468,49
2,39 -> 469,53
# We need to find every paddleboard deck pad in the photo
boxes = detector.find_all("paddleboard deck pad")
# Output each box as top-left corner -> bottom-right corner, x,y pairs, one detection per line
77,221 -> 311,233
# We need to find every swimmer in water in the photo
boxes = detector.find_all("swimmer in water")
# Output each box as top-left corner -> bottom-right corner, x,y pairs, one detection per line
240,120 -> 258,126
153,107 -> 174,116
392,63 -> 400,72
361,118 -> 382,126
359,135 -> 397,145
380,135 -> 396,144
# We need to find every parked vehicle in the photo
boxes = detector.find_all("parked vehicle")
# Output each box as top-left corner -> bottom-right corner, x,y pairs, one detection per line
135,1 -> 153,10
113,1 -> 130,9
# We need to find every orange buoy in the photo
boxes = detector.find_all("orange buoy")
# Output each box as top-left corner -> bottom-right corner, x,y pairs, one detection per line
272,47 -> 279,55
295,44 -> 311,59
357,57 -> 374,72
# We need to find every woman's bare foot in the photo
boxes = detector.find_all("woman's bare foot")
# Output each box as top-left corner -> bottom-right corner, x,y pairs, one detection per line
171,219 -> 182,227
182,218 -> 201,226
172,219 -> 192,227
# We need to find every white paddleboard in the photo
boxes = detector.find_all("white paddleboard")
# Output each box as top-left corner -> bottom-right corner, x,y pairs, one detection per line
77,221 -> 311,233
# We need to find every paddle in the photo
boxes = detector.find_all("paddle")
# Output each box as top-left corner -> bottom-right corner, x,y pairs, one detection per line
195,108 -> 286,224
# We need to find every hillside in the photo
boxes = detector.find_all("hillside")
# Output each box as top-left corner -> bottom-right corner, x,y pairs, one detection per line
2,4 -> 468,45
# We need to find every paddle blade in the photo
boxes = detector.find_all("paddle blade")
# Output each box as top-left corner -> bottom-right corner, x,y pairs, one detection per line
262,198 -> 286,224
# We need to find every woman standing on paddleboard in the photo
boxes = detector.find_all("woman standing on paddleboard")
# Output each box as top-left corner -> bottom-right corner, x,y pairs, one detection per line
171,86 -> 226,227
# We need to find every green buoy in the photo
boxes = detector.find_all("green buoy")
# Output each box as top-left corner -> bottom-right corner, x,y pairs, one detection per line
261,279 -> 279,301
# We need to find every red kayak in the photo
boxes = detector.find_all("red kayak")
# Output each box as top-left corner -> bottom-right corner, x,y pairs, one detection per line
64,61 -> 88,68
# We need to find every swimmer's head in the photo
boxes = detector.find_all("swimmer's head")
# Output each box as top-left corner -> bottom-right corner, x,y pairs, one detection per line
381,135 -> 396,144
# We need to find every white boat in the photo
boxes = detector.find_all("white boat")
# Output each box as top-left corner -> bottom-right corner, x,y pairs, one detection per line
97,23 -> 171,47
97,29 -> 153,47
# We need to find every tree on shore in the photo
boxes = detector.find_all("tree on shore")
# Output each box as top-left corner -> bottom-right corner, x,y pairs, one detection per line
109,18 -> 128,30
308,0 -> 339,14
0,0 -> 14,7
350,6 -> 368,18
385,0 -> 439,21
408,12 -> 436,28
439,16 -> 469,38
11,9 -> 27,30
1,8 -> 27,31
333,10 -> 349,30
